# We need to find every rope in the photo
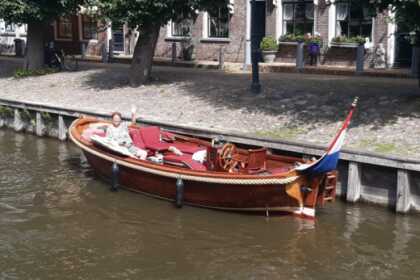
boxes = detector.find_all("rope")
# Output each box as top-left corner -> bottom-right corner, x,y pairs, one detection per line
69,121 -> 299,186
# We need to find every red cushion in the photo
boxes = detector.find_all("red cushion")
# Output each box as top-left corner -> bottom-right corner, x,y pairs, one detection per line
161,131 -> 175,142
81,128 -> 106,142
139,126 -> 170,151
129,128 -> 146,149
171,143 -> 203,154
164,154 -> 207,171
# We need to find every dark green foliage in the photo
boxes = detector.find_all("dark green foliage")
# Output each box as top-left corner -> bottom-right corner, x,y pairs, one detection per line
332,36 -> 366,45
0,106 -> 14,119
97,0 -> 228,29
0,0 -> 87,24
14,68 -> 58,79
370,0 -> 420,45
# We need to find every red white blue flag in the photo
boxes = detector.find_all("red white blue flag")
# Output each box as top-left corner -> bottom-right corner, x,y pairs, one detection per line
296,97 -> 358,174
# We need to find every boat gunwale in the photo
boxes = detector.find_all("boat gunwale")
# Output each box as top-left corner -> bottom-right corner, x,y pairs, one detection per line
69,118 -> 302,184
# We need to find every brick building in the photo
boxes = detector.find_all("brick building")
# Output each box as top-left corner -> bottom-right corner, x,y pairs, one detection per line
0,0 -> 413,68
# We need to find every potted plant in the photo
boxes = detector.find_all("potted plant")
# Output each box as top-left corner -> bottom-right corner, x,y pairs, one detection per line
279,34 -> 305,44
331,36 -> 366,48
260,36 -> 278,63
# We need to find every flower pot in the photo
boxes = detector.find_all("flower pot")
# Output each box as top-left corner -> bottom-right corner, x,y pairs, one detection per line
262,50 -> 277,63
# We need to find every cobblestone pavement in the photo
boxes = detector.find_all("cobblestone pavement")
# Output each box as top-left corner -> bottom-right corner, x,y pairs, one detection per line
1,57 -> 419,158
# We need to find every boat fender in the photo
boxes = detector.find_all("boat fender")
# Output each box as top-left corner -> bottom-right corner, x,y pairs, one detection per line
301,186 -> 312,194
111,162 -> 119,192
175,178 -> 184,208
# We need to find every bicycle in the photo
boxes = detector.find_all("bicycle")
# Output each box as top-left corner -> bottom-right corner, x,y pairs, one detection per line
45,46 -> 79,71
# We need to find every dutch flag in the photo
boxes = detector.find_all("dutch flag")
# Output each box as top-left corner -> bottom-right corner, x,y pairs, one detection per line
296,97 -> 358,174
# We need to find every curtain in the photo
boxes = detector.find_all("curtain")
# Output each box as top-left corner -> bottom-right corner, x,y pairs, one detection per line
283,4 -> 294,21
336,3 -> 348,21
305,4 -> 314,20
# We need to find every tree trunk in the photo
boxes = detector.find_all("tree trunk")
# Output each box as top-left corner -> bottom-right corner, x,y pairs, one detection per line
24,22 -> 46,70
129,24 -> 160,87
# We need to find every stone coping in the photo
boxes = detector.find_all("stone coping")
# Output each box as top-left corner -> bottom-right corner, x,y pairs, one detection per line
1,97 -> 419,172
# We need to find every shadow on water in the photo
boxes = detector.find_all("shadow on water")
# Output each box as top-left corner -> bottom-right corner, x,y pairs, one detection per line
2,130 -> 420,279
81,65 -> 420,130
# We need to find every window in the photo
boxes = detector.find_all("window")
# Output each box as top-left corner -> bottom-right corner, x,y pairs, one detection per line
208,7 -> 230,38
81,15 -> 98,40
335,0 -> 372,38
283,0 -> 314,35
171,20 -> 192,37
57,16 -> 73,39
5,23 -> 16,33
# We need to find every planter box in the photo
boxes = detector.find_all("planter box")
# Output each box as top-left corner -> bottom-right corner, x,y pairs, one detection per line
262,50 -> 277,63
330,42 -> 361,48
278,41 -> 299,46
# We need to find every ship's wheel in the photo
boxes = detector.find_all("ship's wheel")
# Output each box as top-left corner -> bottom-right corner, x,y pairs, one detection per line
218,143 -> 239,172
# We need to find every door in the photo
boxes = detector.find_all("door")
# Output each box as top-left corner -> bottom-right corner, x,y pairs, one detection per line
394,20 -> 412,67
112,25 -> 124,53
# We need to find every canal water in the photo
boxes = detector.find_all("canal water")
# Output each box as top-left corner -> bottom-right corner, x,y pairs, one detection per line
1,129 -> 420,280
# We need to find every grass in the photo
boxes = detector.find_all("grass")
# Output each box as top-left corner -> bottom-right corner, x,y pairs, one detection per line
254,127 -> 304,140
373,143 -> 397,154
14,68 -> 58,79
355,139 -> 398,154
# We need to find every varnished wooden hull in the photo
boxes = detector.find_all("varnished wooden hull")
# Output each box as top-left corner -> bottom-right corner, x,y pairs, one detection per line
70,118 -> 327,218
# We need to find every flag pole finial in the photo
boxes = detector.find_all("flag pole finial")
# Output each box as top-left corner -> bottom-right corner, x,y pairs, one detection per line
352,96 -> 359,108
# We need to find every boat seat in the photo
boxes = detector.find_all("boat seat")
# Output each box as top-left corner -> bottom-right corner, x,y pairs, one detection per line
238,148 -> 267,174
81,127 -> 106,142
164,154 -> 207,171
129,128 -> 147,149
139,126 -> 171,151
171,142 -> 204,154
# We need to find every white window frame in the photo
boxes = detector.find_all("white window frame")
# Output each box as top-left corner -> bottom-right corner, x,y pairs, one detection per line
328,0 -> 375,48
202,8 -> 230,40
166,20 -> 193,40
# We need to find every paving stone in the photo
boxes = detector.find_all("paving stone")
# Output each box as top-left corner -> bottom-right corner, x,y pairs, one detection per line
1,57 -> 420,158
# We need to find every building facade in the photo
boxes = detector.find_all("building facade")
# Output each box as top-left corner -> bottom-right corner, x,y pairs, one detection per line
0,0 -> 413,68
0,20 -> 27,54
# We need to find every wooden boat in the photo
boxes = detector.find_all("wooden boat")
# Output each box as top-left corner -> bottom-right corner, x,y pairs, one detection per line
69,99 -> 357,218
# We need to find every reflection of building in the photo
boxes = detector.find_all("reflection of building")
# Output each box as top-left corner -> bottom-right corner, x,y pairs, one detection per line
0,20 -> 27,54
0,1 -> 414,69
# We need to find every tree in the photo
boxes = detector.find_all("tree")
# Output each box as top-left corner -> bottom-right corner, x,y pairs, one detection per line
98,0 -> 228,87
369,0 -> 420,86
0,0 -> 87,69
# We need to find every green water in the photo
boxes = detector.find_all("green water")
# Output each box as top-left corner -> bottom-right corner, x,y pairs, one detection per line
1,129 -> 419,280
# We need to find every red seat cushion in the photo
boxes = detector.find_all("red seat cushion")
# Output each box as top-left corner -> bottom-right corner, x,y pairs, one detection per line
164,154 -> 207,171
139,126 -> 171,151
161,131 -> 176,142
171,143 -> 204,154
81,128 -> 106,142
129,128 -> 146,149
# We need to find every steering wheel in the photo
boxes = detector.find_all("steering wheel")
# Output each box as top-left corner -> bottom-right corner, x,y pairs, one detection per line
218,143 -> 239,172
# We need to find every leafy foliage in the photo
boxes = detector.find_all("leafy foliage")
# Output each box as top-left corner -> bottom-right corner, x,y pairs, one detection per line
14,68 -> 58,79
370,0 -> 420,45
96,0 -> 228,29
260,36 -> 278,51
332,36 -> 366,45
0,0 -> 87,23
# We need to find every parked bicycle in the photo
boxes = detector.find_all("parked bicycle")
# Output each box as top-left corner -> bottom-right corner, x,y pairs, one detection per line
44,44 -> 78,71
